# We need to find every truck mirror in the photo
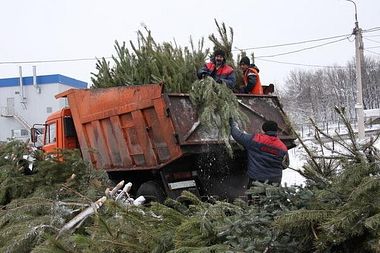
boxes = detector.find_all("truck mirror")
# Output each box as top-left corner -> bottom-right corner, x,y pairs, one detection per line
30,128 -> 38,143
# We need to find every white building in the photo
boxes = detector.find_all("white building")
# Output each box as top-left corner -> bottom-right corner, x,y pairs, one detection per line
0,73 -> 87,142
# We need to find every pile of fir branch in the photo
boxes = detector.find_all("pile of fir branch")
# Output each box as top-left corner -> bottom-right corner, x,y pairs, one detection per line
189,76 -> 248,156
0,140 -> 300,252
91,26 -> 208,93
0,141 -> 110,253
38,108 -> 380,252
2,106 -> 380,253
275,107 -> 380,252
39,188 -> 303,253
90,19 -> 239,94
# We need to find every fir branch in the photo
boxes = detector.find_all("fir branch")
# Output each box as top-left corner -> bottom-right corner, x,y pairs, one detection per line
311,118 -> 353,154
2,197 -> 54,212
311,224 -> 319,240
347,176 -> 380,201
60,183 -> 92,203
290,122 -> 321,174
208,19 -> 233,63
364,213 -> 380,231
309,119 -> 358,183
334,106 -> 365,162
362,134 -> 380,161
168,244 -> 228,253
311,140 -> 354,160
189,77 -> 248,156
275,209 -> 335,230
311,155 -> 351,159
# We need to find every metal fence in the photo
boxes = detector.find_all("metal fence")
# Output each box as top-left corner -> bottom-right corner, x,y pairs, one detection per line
294,118 -> 380,139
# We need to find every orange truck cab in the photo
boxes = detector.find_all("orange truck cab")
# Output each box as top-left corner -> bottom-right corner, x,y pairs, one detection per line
37,108 -> 79,154
31,84 -> 296,202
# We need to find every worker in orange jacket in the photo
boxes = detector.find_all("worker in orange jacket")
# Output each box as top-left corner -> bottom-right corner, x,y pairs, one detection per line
239,56 -> 263,95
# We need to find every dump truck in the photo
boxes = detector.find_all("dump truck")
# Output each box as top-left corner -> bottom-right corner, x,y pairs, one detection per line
31,83 -> 296,201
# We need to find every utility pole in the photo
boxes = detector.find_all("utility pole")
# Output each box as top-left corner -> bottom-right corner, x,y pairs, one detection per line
347,0 -> 365,140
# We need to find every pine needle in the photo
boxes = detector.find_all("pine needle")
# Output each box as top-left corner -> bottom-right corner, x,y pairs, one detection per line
190,77 -> 248,156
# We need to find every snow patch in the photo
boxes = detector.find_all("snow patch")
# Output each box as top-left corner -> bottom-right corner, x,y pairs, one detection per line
282,135 -> 380,186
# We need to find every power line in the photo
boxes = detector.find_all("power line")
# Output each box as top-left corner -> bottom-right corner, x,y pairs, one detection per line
231,26 -> 379,52
0,57 -> 112,65
0,29 -> 376,66
364,34 -> 380,38
364,37 -> 380,44
233,33 -> 352,51
367,45 -> 380,49
363,27 -> 380,33
256,58 -> 348,68
365,49 -> 380,56
255,37 -> 349,58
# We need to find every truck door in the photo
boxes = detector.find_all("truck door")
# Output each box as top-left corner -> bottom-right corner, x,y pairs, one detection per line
63,116 -> 78,149
42,121 -> 58,154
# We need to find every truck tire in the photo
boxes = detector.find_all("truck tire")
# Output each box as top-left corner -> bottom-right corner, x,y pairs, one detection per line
136,181 -> 166,203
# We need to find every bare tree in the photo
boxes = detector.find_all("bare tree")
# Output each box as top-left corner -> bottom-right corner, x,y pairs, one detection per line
282,57 -> 380,127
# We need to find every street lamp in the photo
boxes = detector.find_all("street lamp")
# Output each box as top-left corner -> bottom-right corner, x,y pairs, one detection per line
346,0 -> 365,140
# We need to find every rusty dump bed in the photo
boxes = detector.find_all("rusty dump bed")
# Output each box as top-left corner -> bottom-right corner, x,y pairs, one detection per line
57,84 -> 296,172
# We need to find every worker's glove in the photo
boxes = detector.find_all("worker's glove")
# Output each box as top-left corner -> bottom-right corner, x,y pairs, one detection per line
201,70 -> 210,78
282,154 -> 290,169
229,117 -> 237,128
197,70 -> 209,79
215,78 -> 223,84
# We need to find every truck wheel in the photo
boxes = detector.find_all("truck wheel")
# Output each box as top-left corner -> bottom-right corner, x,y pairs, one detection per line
136,181 -> 166,203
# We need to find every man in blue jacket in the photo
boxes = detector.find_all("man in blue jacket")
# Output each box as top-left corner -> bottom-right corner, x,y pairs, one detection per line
197,49 -> 236,90
229,119 -> 289,187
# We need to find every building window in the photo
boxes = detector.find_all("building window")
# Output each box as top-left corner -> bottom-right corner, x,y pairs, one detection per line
5,97 -> 15,116
11,129 -> 28,138
46,107 -> 52,113
21,129 -> 28,136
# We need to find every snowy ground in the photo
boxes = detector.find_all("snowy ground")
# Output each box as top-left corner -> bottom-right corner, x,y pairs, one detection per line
282,146 -> 308,186
282,129 -> 380,186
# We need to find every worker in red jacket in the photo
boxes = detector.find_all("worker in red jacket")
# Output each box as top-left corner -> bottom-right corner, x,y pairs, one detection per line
229,119 -> 289,186
239,56 -> 263,95
197,49 -> 236,90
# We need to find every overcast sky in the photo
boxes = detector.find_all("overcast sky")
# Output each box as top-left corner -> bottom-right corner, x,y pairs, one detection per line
1,0 -> 379,88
